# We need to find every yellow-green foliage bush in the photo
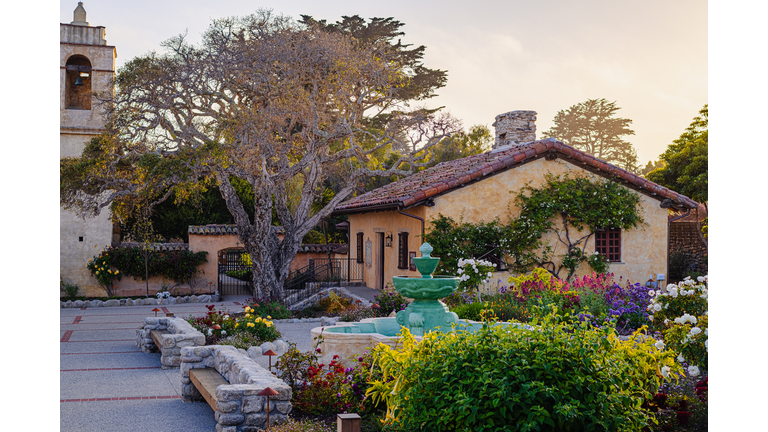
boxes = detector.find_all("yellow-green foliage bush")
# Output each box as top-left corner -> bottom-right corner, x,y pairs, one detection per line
367,312 -> 681,432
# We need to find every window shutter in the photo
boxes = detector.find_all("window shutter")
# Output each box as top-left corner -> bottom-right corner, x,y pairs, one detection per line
398,232 -> 408,269
356,233 -> 364,263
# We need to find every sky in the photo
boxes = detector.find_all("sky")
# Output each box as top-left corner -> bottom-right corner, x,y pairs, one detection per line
58,0 -> 707,166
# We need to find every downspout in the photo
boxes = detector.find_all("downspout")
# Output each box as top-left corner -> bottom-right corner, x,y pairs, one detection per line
397,207 -> 425,246
667,208 -> 692,287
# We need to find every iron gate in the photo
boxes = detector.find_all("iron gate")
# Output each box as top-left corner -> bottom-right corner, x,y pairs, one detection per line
218,249 -> 253,297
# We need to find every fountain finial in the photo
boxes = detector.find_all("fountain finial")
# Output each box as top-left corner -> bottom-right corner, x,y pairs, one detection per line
419,242 -> 433,258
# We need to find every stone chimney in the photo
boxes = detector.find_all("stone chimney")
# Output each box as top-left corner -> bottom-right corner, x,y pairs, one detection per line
71,2 -> 89,26
491,110 -> 537,150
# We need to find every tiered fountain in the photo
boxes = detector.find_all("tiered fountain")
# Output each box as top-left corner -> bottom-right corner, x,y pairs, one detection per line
311,242 -> 512,366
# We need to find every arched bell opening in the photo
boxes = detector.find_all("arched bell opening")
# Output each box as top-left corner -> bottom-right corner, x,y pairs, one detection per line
65,55 -> 92,110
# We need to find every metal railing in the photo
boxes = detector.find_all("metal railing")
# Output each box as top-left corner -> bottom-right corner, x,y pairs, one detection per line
282,258 -> 364,306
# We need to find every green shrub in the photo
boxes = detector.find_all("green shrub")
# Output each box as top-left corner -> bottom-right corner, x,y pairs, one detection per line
340,305 -> 377,322
226,269 -> 252,281
368,312 -> 681,431
450,301 -> 486,321
373,291 -> 410,317
274,342 -> 319,396
60,279 -> 80,300
246,298 -> 291,320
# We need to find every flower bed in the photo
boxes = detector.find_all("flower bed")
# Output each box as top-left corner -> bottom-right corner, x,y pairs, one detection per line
187,304 -> 282,349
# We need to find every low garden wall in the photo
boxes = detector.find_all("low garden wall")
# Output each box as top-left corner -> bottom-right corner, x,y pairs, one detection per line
181,345 -> 292,430
136,317 -> 206,368
61,293 -> 220,308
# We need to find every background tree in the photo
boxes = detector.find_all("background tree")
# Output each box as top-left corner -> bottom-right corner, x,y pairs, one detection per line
647,104 -> 708,246
543,98 -> 639,173
61,11 -> 458,299
640,159 -> 665,177
298,15 -> 447,104
426,124 -> 493,166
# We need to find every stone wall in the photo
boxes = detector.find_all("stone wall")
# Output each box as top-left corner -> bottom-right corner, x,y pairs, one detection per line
61,293 -> 219,308
181,345 -> 292,431
669,221 -> 708,275
136,317 -> 206,368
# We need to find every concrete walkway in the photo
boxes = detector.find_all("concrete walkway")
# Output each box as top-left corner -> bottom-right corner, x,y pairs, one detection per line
60,295 -> 323,431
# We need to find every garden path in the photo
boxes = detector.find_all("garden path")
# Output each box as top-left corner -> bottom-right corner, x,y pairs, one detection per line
59,295 -> 321,431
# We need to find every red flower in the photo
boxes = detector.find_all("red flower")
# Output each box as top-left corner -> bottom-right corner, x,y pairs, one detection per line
676,411 -> 691,426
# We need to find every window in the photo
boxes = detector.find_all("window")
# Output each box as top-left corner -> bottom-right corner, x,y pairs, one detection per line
356,233 -> 364,263
595,229 -> 621,262
397,232 -> 409,269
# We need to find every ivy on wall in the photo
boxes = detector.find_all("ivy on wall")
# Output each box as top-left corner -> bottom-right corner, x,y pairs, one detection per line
424,174 -> 645,280
87,246 -> 208,292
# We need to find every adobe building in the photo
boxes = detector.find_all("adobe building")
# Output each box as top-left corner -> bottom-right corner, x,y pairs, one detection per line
333,110 -> 699,289
60,2 -> 119,295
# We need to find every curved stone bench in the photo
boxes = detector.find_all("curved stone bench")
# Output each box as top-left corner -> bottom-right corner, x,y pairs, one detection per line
181,345 -> 292,430
136,317 -> 206,368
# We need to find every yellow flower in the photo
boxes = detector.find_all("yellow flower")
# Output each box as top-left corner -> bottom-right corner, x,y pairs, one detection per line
245,313 -> 250,318
267,316 -> 271,320
115,270 -> 119,274
235,323 -> 239,328
266,322 -> 272,327
256,317 -> 262,323
247,322 -> 254,327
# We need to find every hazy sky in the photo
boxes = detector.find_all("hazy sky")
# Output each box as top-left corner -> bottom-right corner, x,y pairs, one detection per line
59,0 -> 707,165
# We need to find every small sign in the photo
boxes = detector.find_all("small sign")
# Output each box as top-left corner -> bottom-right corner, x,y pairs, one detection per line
365,238 -> 373,269
656,274 -> 666,281
409,251 -> 417,271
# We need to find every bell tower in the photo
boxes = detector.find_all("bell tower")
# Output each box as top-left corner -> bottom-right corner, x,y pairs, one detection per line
60,2 -> 119,296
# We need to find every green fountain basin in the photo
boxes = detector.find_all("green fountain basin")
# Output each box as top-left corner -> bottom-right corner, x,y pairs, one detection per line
391,275 -> 460,300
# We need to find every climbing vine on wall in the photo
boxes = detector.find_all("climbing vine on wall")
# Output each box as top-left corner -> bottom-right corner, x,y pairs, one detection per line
425,173 -> 645,280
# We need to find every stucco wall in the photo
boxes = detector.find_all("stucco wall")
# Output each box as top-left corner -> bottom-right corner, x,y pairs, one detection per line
60,208 -> 117,297
188,233 -> 240,288
348,208 -> 425,290
348,157 -> 669,289
424,157 -> 668,284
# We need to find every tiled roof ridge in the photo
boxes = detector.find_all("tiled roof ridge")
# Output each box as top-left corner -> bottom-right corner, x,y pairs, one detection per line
335,138 -> 698,212
298,243 -> 347,254
188,224 -> 286,235
115,242 -> 189,251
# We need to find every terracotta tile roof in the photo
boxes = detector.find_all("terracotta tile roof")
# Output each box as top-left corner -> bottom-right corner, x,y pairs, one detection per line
669,203 -> 708,222
188,224 -> 285,235
116,242 -> 188,252
298,243 -> 347,254
334,138 -> 698,213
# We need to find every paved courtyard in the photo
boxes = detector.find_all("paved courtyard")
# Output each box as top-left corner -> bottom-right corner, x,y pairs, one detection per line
59,295 -> 322,431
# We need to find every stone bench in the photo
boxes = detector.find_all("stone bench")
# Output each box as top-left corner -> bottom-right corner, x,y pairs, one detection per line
136,317 -> 205,369
181,345 -> 292,431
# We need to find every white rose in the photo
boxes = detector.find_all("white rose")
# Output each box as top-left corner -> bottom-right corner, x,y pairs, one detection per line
690,327 -> 701,336
687,366 -> 700,377
661,366 -> 671,378
677,353 -> 685,362
654,340 -> 665,350
648,290 -> 656,297
697,276 -> 705,282
653,304 -> 662,312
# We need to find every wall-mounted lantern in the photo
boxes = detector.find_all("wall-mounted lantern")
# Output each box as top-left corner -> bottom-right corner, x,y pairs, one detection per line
385,231 -> 393,248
